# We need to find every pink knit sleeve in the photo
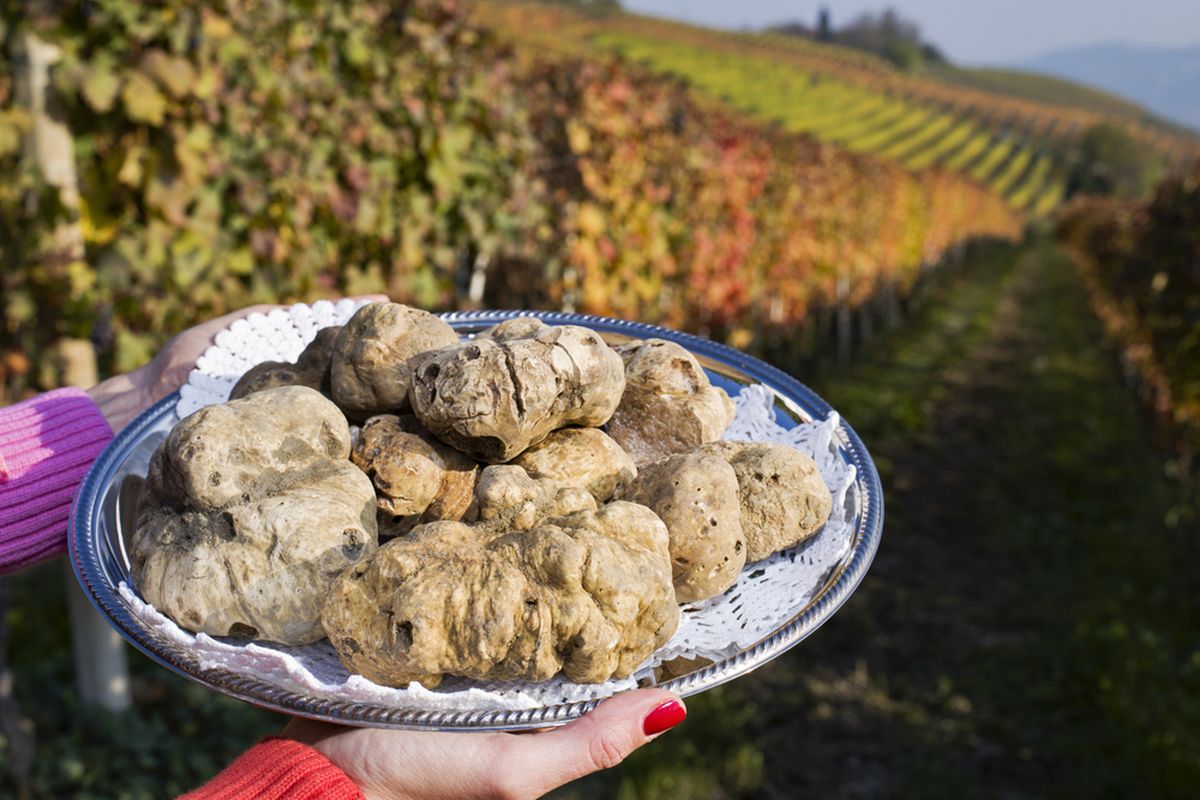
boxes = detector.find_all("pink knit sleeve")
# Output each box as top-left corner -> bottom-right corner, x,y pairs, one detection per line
0,387 -> 113,574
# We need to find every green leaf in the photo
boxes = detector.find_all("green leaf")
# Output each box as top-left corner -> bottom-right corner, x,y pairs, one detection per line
114,328 -> 156,373
121,72 -> 168,126
176,124 -> 214,182
5,291 -> 35,325
225,247 -> 255,276
192,67 -> 220,100
169,230 -> 210,289
342,30 -> 370,67
82,61 -> 121,113
0,109 -> 33,157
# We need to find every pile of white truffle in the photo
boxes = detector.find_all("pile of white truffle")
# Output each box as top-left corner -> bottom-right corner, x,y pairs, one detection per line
132,303 -> 832,689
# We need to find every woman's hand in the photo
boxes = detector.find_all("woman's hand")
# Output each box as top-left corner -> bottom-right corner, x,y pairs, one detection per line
87,297 -> 386,433
282,689 -> 687,800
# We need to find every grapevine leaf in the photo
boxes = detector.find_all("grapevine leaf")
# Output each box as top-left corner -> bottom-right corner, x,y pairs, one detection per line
0,109 -> 33,157
121,72 -> 167,125
142,50 -> 197,99
82,62 -> 122,113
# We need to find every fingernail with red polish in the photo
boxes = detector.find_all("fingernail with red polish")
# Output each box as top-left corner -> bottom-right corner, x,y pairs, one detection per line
643,699 -> 687,735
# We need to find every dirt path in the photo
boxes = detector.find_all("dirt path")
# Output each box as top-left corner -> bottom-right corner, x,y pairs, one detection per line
562,241 -> 1199,799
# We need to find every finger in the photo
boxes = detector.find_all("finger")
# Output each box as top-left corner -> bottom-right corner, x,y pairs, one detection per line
500,690 -> 686,797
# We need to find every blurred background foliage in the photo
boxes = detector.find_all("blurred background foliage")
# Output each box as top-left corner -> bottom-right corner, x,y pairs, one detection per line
0,0 -> 544,386
0,0 -> 1018,400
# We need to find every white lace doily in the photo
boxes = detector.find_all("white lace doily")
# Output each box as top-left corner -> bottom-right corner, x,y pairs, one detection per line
133,306 -> 857,712
177,299 -> 376,418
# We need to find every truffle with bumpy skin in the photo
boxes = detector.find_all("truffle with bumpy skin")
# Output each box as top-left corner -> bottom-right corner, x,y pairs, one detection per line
351,414 -> 479,540
697,441 -> 832,562
618,451 -> 745,603
478,316 -> 547,341
606,339 -> 735,467
131,386 -> 378,645
410,324 -> 625,462
330,303 -> 459,420
321,502 -> 679,687
228,326 -> 342,401
510,427 -> 636,503
473,465 -> 597,533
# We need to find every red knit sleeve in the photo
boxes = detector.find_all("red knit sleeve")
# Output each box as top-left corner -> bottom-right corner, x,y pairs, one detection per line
0,388 -> 113,574
179,737 -> 363,800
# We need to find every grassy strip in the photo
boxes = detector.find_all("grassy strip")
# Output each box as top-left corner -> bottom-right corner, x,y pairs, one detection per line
902,117 -> 982,170
941,128 -> 998,173
1007,152 -> 1054,211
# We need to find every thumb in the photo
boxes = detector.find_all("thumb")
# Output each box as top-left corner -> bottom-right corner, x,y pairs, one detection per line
506,689 -> 687,797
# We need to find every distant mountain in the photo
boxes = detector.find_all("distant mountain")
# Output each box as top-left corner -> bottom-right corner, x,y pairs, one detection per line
1020,43 -> 1200,133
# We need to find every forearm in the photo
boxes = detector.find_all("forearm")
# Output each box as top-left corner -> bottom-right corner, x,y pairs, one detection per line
0,388 -> 113,574
179,738 -> 362,800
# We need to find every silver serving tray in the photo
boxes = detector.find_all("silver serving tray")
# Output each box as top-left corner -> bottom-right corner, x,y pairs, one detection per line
69,310 -> 883,731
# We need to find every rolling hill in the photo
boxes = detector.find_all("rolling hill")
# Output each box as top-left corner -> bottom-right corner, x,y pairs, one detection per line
473,2 -> 1200,216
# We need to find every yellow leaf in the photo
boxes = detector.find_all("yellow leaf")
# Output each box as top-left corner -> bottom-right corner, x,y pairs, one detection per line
142,50 -> 197,99
79,194 -> 119,246
0,109 -> 32,157
202,13 -> 234,39
117,144 -> 145,186
82,63 -> 121,112
566,120 -> 591,154
225,247 -> 255,276
193,67 -> 220,100
66,259 -> 96,294
577,203 -> 605,238
121,72 -> 167,126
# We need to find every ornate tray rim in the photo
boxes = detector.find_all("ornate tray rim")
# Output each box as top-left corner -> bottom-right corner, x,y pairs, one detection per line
69,309 -> 883,731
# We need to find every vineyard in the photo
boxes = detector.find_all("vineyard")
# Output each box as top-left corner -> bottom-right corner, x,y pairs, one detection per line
1056,163 -> 1200,466
588,32 -> 1066,216
474,2 -> 1200,216
0,0 -> 1020,399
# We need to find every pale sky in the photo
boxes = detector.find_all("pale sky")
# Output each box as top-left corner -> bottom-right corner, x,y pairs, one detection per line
622,0 -> 1200,65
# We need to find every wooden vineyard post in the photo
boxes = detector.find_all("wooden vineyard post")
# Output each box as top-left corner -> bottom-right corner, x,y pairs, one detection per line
799,309 -> 819,367
883,278 -> 900,330
64,562 -> 132,714
13,32 -> 82,257
14,32 -> 131,714
835,269 -> 852,366
858,296 -> 874,347
56,337 -> 131,715
466,253 -> 490,309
